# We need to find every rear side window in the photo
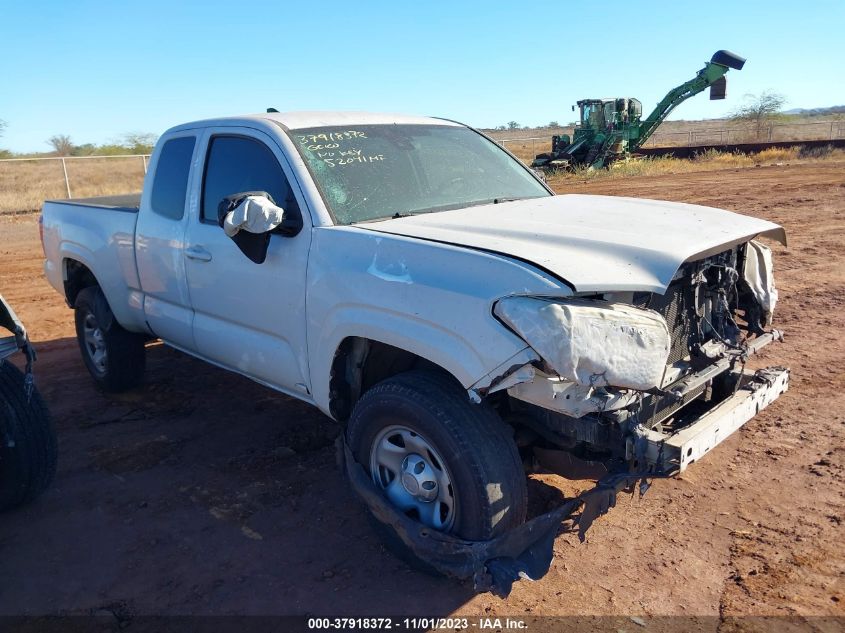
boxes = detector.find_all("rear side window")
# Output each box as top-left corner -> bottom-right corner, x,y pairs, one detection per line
150,136 -> 196,220
201,136 -> 298,223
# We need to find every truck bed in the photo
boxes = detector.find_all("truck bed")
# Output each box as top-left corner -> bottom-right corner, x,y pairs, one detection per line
41,194 -> 145,331
45,193 -> 141,213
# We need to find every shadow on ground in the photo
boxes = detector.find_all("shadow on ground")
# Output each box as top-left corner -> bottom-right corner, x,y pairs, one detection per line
0,340 -> 478,615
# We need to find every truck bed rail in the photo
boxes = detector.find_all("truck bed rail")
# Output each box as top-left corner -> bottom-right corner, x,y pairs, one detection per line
44,193 -> 141,213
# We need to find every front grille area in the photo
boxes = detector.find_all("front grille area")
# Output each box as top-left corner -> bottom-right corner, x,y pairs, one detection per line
624,250 -> 741,428
649,281 -> 697,364
640,383 -> 707,426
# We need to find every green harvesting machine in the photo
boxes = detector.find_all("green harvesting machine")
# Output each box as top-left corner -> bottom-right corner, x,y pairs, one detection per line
531,50 -> 746,171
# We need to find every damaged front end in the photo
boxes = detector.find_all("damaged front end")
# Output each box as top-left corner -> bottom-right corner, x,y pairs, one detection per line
487,240 -> 789,475
343,240 -> 788,597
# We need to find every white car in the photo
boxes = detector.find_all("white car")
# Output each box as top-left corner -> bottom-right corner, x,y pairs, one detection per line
40,111 -> 788,569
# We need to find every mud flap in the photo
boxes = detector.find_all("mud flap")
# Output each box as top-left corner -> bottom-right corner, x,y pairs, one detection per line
338,437 -> 667,597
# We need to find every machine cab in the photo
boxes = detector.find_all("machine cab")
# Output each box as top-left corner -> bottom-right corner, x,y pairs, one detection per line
577,98 -> 642,131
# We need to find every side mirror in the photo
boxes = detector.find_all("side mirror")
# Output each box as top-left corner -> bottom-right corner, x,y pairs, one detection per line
217,191 -> 288,264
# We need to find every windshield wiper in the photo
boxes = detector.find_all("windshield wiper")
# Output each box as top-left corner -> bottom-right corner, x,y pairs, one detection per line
358,196 -> 541,224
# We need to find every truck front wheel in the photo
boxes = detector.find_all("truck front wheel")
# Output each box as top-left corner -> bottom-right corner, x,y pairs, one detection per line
347,370 -> 527,558
74,287 -> 145,392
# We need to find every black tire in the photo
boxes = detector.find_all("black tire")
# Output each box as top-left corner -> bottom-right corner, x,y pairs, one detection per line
0,360 -> 57,511
74,286 -> 145,392
347,370 -> 527,548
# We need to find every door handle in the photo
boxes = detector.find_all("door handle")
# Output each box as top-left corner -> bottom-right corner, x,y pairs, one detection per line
185,246 -> 213,262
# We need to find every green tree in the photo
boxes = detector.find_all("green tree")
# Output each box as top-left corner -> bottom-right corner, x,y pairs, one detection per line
120,132 -> 158,154
547,121 -> 560,128
730,91 -> 786,139
47,134 -> 74,156
0,118 -> 6,138
97,143 -> 133,156
71,143 -> 97,156
507,121 -> 521,130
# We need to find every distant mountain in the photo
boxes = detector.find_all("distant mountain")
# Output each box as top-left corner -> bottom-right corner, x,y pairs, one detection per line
783,105 -> 845,116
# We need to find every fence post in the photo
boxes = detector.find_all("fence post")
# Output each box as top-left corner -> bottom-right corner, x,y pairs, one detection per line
61,158 -> 72,199
142,154 -> 148,174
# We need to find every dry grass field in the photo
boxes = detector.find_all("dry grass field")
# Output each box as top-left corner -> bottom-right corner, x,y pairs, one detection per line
494,142 -> 843,179
546,146 -> 845,184
0,156 -> 147,214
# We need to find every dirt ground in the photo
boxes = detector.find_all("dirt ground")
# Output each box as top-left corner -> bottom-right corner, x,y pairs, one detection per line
0,161 -> 843,623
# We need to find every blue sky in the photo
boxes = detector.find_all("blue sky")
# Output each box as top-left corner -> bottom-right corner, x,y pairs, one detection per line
1,0 -> 843,152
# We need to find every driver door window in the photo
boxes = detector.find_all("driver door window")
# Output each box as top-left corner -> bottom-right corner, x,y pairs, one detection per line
201,135 -> 299,223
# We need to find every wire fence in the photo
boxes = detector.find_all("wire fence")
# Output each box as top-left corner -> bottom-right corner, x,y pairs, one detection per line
1,119 -> 844,214
492,120 -> 845,158
0,154 -> 151,214
0,153 -> 150,199
641,119 -> 845,147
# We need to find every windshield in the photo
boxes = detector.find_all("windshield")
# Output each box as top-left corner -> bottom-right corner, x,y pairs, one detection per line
288,124 -> 550,225
580,102 -> 604,128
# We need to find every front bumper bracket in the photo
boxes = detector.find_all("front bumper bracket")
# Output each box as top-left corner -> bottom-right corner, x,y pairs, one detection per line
638,365 -> 790,472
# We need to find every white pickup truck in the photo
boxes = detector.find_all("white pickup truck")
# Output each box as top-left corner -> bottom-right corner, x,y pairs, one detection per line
41,111 -> 788,559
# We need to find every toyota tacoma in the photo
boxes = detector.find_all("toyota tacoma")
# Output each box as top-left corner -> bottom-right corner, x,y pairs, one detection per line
40,111 -> 788,578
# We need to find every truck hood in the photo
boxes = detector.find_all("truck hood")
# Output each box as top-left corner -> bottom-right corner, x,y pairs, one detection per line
360,194 -> 786,294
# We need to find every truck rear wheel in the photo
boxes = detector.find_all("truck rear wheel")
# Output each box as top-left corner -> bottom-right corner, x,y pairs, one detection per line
0,360 -> 57,511
347,370 -> 527,564
74,287 -> 145,392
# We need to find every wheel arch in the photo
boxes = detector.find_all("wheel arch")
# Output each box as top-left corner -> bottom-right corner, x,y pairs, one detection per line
63,256 -> 99,307
312,303 -> 534,421
59,245 -> 147,334
327,336 -> 462,422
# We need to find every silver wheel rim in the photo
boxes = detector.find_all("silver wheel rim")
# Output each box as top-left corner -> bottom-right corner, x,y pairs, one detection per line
82,312 -> 107,374
369,425 -> 456,532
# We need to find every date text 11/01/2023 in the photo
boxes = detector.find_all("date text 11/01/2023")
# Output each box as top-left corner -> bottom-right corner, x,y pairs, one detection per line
306,617 -> 528,630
